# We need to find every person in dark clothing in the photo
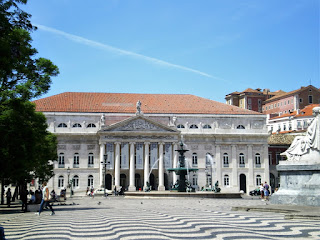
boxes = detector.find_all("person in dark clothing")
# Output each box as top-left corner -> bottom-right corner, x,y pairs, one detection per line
6,188 -> 11,208
21,187 -> 28,212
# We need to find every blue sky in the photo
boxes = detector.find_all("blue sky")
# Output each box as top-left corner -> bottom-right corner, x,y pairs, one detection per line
23,0 -> 319,102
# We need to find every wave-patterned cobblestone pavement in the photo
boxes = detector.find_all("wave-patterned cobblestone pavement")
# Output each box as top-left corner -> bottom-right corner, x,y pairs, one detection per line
1,197 -> 319,239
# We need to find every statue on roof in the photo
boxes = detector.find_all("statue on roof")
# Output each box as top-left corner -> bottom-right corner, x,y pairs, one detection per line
281,107 -> 320,162
100,114 -> 106,126
136,100 -> 142,115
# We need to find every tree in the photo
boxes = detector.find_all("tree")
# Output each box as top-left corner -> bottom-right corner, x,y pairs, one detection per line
0,0 -> 59,103
0,0 -> 59,204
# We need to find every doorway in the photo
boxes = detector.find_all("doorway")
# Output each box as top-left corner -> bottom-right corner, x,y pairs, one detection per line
120,174 -> 127,190
240,174 -> 247,193
105,174 -> 112,190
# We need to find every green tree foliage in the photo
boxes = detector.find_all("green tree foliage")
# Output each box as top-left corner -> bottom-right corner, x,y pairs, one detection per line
0,0 -> 59,103
0,99 -> 57,183
0,0 -> 59,203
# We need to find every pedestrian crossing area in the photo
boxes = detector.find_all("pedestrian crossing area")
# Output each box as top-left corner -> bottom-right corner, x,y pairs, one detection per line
1,197 -> 319,239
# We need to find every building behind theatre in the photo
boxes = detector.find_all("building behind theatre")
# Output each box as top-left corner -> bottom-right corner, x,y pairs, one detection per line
33,92 -> 269,195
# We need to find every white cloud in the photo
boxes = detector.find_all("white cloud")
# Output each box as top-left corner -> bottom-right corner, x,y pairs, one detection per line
36,24 -> 216,79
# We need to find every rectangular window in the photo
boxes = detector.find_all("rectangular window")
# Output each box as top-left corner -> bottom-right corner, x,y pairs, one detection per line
299,98 -> 303,103
268,153 -> 272,165
308,95 -> 313,104
192,177 -> 198,186
276,152 -> 281,164
224,176 -> 229,186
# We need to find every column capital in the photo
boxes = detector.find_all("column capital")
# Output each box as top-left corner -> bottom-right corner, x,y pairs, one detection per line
130,142 -> 136,145
144,142 -> 150,145
158,142 -> 165,146
115,142 -> 121,145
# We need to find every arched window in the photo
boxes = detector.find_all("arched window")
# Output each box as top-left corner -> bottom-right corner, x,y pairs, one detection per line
239,153 -> 245,167
74,153 -> 79,168
72,123 -> 82,128
189,124 -> 198,129
88,175 -> 94,187
58,153 -> 65,168
223,153 -> 229,167
237,125 -> 245,129
73,175 -> 79,188
88,153 -> 94,167
203,124 -> 212,129
58,123 -> 67,128
58,176 -> 64,188
192,153 -> 198,166
255,153 -> 261,167
87,123 -> 96,128
256,175 -> 262,186
224,175 -> 230,186
177,124 -> 185,129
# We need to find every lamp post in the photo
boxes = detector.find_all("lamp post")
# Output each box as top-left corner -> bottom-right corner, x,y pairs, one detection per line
101,154 -> 110,197
67,167 -> 72,198
205,168 -> 209,188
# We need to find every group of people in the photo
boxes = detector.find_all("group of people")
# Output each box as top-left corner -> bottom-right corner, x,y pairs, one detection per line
87,186 -> 95,198
5,182 -> 55,216
260,181 -> 271,201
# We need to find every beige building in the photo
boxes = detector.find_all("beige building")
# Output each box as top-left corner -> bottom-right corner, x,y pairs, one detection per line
34,92 -> 270,195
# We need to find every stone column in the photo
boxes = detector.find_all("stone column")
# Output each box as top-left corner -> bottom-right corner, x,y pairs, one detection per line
114,142 -> 121,189
248,145 -> 254,190
143,142 -> 150,190
99,143 -> 105,187
172,143 -> 178,184
158,143 -> 165,191
231,145 -> 237,188
215,145 -> 221,184
263,144 -> 270,184
129,142 -> 136,191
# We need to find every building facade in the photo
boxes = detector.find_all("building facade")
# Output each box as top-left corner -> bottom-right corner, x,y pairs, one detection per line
263,85 -> 320,116
34,92 -> 270,195
225,88 -> 284,113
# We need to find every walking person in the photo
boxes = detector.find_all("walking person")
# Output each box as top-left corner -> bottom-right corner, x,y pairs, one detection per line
259,183 -> 264,200
36,182 -> 55,216
263,181 -> 270,201
6,188 -> 12,207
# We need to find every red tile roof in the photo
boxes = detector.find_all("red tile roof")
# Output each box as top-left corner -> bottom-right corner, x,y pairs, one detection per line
270,104 -> 320,120
33,92 -> 261,115
265,85 -> 320,103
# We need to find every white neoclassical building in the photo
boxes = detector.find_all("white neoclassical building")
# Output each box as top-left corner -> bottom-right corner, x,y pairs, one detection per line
34,92 -> 269,195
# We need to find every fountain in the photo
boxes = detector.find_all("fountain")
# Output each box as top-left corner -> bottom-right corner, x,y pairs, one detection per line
167,140 -> 198,192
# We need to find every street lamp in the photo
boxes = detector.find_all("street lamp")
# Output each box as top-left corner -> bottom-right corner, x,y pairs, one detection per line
205,168 -> 209,188
101,154 -> 110,197
67,167 -> 72,198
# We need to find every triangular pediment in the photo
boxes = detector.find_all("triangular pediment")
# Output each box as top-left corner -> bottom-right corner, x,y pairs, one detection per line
100,115 -> 178,133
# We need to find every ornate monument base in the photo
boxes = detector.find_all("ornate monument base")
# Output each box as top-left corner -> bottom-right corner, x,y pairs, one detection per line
271,106 -> 320,207
271,162 -> 320,206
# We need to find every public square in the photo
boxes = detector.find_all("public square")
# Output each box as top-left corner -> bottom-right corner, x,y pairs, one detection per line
1,196 -> 320,240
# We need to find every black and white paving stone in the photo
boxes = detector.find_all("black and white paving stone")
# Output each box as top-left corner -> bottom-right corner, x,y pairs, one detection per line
1,197 -> 319,239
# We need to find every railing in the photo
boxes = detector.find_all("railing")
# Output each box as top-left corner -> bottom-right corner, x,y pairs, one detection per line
73,164 -> 79,168
239,163 -> 245,168
58,164 -> 65,168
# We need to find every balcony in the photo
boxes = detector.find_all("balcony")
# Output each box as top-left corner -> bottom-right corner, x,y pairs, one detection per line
58,164 -> 65,168
239,163 -> 245,168
73,164 -> 79,168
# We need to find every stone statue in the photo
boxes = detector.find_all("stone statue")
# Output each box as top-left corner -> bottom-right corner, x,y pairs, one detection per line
100,114 -> 105,126
136,100 -> 142,115
281,107 -> 320,162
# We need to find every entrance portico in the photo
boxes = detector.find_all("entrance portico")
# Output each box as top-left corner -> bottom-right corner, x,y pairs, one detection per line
98,115 -> 179,191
